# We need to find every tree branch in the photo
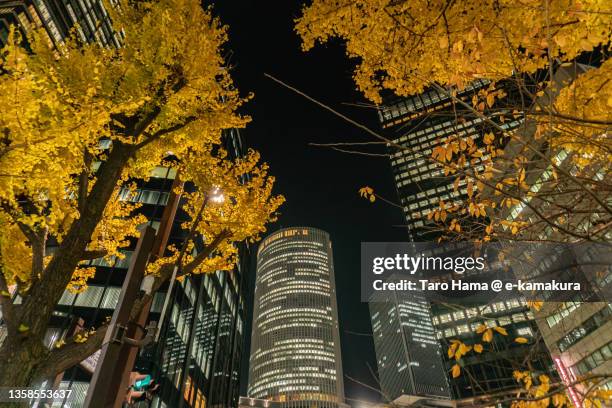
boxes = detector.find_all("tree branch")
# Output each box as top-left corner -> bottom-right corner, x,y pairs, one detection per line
129,229 -> 232,322
179,229 -> 232,277
528,110 -> 612,126
265,74 -> 602,241
31,325 -> 108,382
134,116 -> 197,150
19,141 -> 135,339
176,196 -> 208,267
16,222 -> 47,285
80,250 -> 109,261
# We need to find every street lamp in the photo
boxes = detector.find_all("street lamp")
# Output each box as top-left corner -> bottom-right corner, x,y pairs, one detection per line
154,185 -> 224,343
209,186 -> 225,203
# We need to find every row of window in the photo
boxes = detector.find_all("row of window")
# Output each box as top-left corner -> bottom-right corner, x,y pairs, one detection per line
118,187 -> 170,206
58,284 -> 166,312
558,305 -> 612,352
572,340 -> 612,375
433,299 -> 525,325
437,315 -> 534,339
546,300 -> 582,328
380,79 -> 490,123
391,119 -> 482,161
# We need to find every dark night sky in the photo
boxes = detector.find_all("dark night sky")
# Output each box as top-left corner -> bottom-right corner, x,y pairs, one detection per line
210,1 -> 407,404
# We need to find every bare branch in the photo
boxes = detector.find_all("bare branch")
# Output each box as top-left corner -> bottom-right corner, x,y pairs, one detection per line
312,145 -> 389,157
266,74 -> 602,241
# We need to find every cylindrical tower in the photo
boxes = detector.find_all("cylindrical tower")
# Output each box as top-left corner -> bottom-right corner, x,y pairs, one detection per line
247,227 -> 346,407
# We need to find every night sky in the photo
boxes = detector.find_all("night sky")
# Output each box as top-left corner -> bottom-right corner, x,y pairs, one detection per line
210,1 -> 407,404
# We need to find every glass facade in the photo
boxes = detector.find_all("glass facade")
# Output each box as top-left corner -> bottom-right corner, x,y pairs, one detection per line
381,80 -> 523,240
146,257 -> 248,408
0,0 -> 118,48
248,227 -> 347,408
431,299 -> 552,399
499,64 -> 612,403
369,291 -> 451,401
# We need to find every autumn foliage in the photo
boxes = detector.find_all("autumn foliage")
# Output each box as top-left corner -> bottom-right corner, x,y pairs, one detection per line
0,0 -> 282,388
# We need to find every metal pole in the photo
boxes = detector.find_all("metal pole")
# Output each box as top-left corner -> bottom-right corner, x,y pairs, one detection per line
83,225 -> 156,408
110,177 -> 185,408
153,265 -> 179,343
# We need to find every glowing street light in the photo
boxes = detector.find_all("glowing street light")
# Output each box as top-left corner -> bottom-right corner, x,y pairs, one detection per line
210,187 -> 225,203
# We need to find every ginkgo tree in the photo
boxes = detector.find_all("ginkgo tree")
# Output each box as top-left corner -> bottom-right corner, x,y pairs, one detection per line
296,0 -> 611,406
0,0 -> 283,391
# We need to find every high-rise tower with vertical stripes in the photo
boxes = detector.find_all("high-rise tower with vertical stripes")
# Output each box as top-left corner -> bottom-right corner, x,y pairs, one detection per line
248,227 -> 347,408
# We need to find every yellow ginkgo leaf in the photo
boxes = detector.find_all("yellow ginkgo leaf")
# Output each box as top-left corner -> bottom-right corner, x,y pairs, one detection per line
457,342 -> 472,356
482,328 -> 493,342
448,342 -> 459,358
358,186 -> 373,197
474,343 -> 483,353
527,301 -> 544,311
451,364 -> 461,378
515,337 -> 529,344
494,326 -> 508,336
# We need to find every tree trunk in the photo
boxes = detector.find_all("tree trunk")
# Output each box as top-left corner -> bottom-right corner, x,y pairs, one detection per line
0,337 -> 47,408
0,142 -> 134,390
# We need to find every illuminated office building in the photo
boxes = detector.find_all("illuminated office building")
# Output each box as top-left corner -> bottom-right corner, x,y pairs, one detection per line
369,290 -> 451,405
375,82 -> 555,402
379,79 -> 523,240
248,227 -> 347,408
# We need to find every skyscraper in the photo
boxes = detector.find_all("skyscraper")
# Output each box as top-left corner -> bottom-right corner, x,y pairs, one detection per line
374,82 -> 554,403
379,79 -> 523,240
369,290 -> 451,405
248,227 -> 347,408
